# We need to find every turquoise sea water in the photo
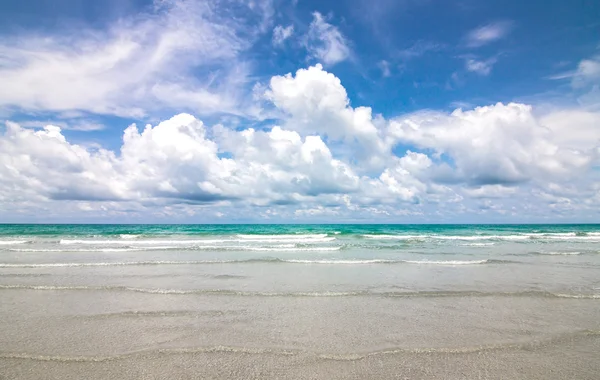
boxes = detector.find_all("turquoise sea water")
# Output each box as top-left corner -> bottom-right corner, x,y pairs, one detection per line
1,223 -> 599,295
2,223 -> 600,237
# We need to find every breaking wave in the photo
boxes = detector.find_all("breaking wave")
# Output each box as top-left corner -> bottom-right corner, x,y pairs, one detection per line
0,285 -> 597,299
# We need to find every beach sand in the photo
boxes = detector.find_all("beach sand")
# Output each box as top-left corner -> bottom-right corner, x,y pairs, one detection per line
1,290 -> 599,379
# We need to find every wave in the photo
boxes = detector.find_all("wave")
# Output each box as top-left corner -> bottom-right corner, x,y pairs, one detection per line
0,260 -> 251,268
459,243 -> 495,246
0,284 -> 365,296
236,234 -> 329,239
534,251 -> 582,256
119,234 -> 141,239
0,240 -> 28,245
9,248 -> 158,253
0,285 -> 597,299
362,234 -> 600,242
58,237 -> 336,245
523,232 -> 600,237
0,258 -> 513,268
362,235 -> 427,240
404,259 -> 492,265
361,234 -> 527,241
285,259 -> 400,264
244,246 -> 341,252
11,245 -> 341,253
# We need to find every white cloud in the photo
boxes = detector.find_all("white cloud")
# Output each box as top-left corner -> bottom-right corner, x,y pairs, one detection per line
305,12 -> 351,65
466,21 -> 513,47
463,185 -> 517,198
378,60 -> 391,77
572,55 -> 600,88
388,103 -> 598,186
17,119 -> 105,131
0,0 -> 271,119
547,55 -> 600,109
465,58 -> 497,75
265,64 -> 388,171
1,64 -> 600,221
273,25 -> 294,46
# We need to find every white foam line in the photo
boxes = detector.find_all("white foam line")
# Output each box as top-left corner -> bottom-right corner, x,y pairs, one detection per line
236,234 -> 328,240
536,251 -> 581,256
10,244 -> 339,253
363,234 -> 600,241
554,293 -> 600,299
59,237 -> 336,245
362,235 -> 427,240
404,260 -> 489,265
246,246 -> 341,252
0,261 -> 234,268
0,240 -> 28,245
9,248 -> 172,253
285,259 -> 397,264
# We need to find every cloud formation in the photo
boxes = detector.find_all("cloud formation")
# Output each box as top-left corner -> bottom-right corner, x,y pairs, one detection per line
0,0 -> 273,119
273,25 -> 294,46
304,12 -> 351,65
465,57 -> 497,75
2,65 -> 599,221
466,21 -> 513,47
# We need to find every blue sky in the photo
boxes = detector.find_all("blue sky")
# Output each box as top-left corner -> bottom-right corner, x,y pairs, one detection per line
0,0 -> 599,222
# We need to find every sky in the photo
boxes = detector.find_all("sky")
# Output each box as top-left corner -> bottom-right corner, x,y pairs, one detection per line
0,0 -> 599,223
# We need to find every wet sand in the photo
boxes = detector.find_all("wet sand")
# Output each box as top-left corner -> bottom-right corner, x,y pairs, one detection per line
1,289 -> 599,379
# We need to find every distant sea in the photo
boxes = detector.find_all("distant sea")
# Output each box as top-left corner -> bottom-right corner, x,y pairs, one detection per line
1,224 -> 599,379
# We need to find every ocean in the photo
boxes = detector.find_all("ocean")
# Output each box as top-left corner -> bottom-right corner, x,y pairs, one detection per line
1,224 -> 599,379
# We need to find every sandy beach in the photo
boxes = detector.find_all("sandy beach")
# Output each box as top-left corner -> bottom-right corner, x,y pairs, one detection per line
1,225 -> 599,379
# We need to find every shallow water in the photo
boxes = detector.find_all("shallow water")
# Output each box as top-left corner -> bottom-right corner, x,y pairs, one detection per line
1,224 -> 599,379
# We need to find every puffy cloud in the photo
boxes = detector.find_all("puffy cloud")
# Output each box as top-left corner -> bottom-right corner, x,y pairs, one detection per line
304,12 -> 351,65
266,64 -> 387,170
2,64 -> 600,221
466,21 -> 513,47
0,111 -> 365,212
388,103 -> 597,186
0,122 -> 125,202
462,185 -> 517,199
273,25 -> 294,46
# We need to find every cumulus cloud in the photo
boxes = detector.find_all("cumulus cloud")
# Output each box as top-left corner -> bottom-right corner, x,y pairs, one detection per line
466,21 -> 513,47
1,64 -> 600,221
273,25 -> 294,46
265,64 -> 388,171
304,12 -> 351,65
388,103 -> 598,186
0,0 -> 272,119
